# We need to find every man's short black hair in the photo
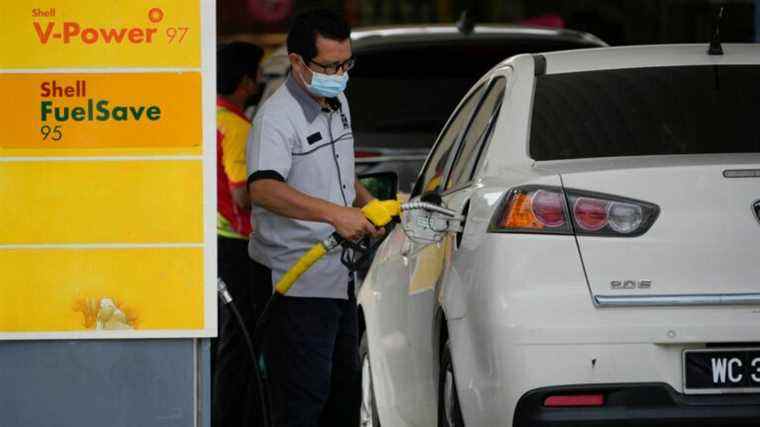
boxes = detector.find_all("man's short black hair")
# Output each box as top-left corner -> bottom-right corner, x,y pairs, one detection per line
217,42 -> 264,95
286,9 -> 351,61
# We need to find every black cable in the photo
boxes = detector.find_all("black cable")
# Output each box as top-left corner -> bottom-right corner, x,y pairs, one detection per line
252,292 -> 278,348
217,280 -> 271,427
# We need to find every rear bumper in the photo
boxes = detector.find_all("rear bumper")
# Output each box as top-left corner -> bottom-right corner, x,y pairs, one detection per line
513,383 -> 760,427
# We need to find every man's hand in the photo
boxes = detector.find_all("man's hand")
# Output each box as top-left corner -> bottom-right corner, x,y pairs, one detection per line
329,206 -> 385,241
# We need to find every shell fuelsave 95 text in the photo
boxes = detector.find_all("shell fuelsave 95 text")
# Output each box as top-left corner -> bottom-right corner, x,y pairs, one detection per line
39,79 -> 162,143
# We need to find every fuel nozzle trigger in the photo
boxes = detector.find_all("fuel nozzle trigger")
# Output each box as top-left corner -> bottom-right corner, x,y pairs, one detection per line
340,199 -> 402,272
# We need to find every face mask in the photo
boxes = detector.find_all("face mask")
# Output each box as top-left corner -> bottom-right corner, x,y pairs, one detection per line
303,68 -> 348,98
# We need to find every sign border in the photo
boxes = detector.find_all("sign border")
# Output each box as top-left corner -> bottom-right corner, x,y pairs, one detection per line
0,0 -> 216,340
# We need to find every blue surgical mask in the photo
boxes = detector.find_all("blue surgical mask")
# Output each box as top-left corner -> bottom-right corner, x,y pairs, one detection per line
305,70 -> 348,98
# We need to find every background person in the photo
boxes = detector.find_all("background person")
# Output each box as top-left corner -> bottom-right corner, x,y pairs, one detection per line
213,41 -> 269,427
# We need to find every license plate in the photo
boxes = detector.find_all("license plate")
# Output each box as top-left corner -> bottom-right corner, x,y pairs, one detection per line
683,348 -> 760,394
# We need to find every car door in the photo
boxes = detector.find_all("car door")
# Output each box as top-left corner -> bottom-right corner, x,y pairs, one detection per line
436,73 -> 508,330
401,76 -> 506,425
400,74 -> 510,425
369,81 -> 489,426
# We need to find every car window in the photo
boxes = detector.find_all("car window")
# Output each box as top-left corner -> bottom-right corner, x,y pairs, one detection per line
530,65 -> 760,160
446,77 -> 507,191
413,83 -> 487,196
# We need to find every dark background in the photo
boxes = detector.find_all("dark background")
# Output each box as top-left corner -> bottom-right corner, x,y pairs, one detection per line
219,0 -> 759,47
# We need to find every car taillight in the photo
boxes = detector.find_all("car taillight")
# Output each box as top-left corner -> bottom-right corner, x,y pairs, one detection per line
573,197 -> 608,232
492,187 -> 571,234
489,186 -> 659,237
532,189 -> 566,227
544,394 -> 604,407
607,201 -> 643,234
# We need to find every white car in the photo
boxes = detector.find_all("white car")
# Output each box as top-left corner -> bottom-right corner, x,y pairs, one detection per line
357,43 -> 760,427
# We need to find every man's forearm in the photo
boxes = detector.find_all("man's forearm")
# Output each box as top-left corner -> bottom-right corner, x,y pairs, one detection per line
249,179 -> 338,224
250,178 -> 384,240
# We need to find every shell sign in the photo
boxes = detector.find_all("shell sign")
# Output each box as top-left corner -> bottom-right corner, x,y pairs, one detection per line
0,1 -> 217,339
0,2 -> 201,68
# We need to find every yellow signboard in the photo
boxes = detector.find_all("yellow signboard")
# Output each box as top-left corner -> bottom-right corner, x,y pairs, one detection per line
0,0 -> 215,339
0,73 -> 201,150
0,248 -> 204,332
0,160 -> 203,244
0,1 -> 201,68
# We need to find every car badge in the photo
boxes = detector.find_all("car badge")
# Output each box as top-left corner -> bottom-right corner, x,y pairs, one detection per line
753,200 -> 760,225
611,280 -> 652,290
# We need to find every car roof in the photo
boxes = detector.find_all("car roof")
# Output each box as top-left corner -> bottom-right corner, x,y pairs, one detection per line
527,43 -> 760,75
260,23 -> 606,75
350,24 -> 606,49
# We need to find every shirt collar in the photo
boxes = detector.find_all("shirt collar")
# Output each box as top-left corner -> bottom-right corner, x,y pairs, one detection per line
216,97 -> 250,122
285,74 -> 323,123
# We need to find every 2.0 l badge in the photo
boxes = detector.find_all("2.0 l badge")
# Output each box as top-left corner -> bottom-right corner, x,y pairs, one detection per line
611,280 -> 652,290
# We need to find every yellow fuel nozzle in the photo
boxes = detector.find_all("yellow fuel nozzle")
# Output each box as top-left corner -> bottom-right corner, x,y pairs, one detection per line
361,199 -> 401,228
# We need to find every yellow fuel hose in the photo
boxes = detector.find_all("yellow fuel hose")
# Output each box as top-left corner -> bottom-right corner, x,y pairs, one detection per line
273,238 -> 330,295
273,199 -> 401,296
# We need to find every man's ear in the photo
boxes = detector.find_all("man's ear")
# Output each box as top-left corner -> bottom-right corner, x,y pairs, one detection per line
288,53 -> 311,84
287,53 -> 302,70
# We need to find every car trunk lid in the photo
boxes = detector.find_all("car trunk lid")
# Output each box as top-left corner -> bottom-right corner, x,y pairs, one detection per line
541,155 -> 760,303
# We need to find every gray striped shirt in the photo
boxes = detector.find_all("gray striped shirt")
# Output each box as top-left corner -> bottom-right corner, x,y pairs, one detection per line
246,76 -> 356,299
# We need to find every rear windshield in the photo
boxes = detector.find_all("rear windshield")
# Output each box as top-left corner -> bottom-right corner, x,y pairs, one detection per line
530,65 -> 760,160
346,39 -> 596,149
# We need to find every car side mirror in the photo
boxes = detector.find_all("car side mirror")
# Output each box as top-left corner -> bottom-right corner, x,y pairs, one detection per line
359,172 -> 399,201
